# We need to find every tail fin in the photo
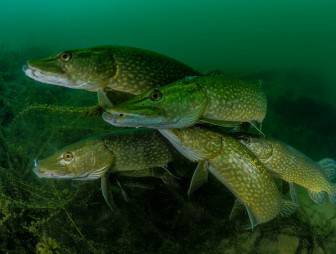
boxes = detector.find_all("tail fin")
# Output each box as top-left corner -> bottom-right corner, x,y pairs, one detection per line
308,189 -> 326,204
318,158 -> 336,181
328,185 -> 336,204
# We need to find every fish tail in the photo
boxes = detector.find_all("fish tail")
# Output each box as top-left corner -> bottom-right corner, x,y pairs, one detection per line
318,158 -> 336,181
279,199 -> 298,217
328,185 -> 336,204
308,189 -> 326,204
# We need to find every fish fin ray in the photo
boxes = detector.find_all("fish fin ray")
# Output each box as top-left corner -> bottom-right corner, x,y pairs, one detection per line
187,162 -> 209,196
318,158 -> 336,181
229,199 -> 245,221
244,204 -> 258,230
249,121 -> 264,137
101,175 -> 115,211
328,186 -> 336,204
162,164 -> 181,179
97,90 -> 114,108
289,182 -> 299,203
116,180 -> 130,202
308,189 -> 326,204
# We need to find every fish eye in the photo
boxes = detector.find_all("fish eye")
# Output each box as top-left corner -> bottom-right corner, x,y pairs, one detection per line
59,52 -> 72,62
63,152 -> 74,161
149,89 -> 162,101
239,135 -> 251,144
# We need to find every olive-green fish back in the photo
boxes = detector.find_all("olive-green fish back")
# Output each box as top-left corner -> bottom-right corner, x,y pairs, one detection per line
196,76 -> 267,123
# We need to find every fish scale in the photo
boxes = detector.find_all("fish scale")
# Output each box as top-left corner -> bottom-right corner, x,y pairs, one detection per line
23,46 -> 200,103
103,75 -> 267,131
237,135 -> 336,204
159,127 -> 296,227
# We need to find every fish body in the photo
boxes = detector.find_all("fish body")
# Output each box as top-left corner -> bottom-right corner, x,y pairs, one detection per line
23,46 -> 200,102
236,134 -> 336,204
34,128 -> 179,209
35,128 -> 177,179
103,76 -> 267,130
159,127 -> 295,226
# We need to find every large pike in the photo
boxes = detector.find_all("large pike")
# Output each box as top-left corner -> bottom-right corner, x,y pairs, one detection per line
236,134 -> 336,204
34,129 -> 179,209
158,127 -> 297,227
23,46 -> 200,104
103,75 -> 266,132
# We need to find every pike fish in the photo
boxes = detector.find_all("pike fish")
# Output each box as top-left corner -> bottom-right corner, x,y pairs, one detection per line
103,75 -> 266,132
34,129 -> 179,209
236,134 -> 336,204
159,127 -> 297,227
23,46 -> 200,105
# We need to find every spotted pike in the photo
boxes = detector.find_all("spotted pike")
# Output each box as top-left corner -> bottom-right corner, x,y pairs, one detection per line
158,127 -> 297,227
23,46 -> 200,105
34,128 -> 178,209
236,134 -> 336,204
103,75 -> 266,132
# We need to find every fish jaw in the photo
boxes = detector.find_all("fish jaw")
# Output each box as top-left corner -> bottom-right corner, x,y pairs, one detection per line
33,162 -> 106,180
33,165 -> 83,179
102,110 -> 180,128
23,63 -> 74,88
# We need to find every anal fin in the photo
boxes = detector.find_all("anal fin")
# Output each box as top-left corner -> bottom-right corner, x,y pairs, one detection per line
318,158 -> 336,181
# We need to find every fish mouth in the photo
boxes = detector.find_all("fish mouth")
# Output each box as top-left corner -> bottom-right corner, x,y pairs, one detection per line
102,110 -> 167,128
33,166 -> 78,179
33,166 -> 58,178
22,63 -> 72,87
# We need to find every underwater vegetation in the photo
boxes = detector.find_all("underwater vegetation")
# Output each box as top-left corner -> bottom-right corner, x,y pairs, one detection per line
1,47 -> 336,253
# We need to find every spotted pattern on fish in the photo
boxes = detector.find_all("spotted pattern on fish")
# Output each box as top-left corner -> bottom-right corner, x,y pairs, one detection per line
104,75 -> 267,129
208,135 -> 282,224
24,46 -> 200,97
35,129 -> 177,179
238,135 -> 336,203
160,127 -> 285,225
190,76 -> 266,123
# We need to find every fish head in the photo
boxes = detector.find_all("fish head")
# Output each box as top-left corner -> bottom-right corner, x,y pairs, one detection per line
235,133 -> 273,161
23,47 -> 116,91
102,76 -> 208,128
34,139 -> 114,180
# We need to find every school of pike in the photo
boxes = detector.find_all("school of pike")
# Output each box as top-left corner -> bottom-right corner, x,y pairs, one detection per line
23,45 -> 336,227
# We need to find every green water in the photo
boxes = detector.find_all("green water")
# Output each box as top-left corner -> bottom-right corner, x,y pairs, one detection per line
0,1 -> 336,253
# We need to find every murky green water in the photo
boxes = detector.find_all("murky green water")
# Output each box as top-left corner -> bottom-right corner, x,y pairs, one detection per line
0,1 -> 335,253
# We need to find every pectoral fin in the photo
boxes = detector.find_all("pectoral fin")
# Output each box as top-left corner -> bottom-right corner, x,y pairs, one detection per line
97,90 -> 114,109
187,162 -> 209,196
101,175 -> 115,210
249,121 -> 264,137
289,182 -> 299,203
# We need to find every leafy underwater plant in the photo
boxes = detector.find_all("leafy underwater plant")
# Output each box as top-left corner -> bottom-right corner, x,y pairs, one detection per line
36,237 -> 61,254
